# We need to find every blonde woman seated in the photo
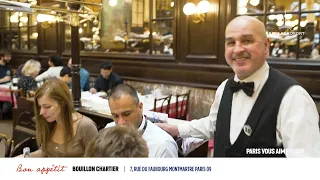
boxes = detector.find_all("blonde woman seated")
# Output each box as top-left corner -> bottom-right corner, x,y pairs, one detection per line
17,59 -> 41,97
17,79 -> 98,157
84,125 -> 148,157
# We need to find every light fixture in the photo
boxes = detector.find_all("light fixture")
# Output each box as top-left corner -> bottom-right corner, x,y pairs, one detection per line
284,14 -> 292,20
238,7 -> 248,15
36,14 -> 55,22
249,0 -> 260,6
0,0 -> 102,29
276,20 -> 284,26
20,16 -> 28,23
268,14 -> 276,20
276,14 -> 283,21
10,14 -> 19,23
197,0 -> 210,13
109,0 -> 117,7
170,1 -> 174,7
36,14 -> 56,28
238,0 -> 249,7
31,32 -> 38,38
183,3 -> 196,15
183,1 -> 212,23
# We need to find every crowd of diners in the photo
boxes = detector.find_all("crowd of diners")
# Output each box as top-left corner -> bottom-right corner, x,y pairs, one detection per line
0,51 -> 178,158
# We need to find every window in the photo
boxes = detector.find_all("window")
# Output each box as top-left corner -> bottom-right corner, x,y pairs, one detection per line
237,0 -> 320,60
0,1 -> 38,52
132,0 -> 144,27
66,0 -> 175,56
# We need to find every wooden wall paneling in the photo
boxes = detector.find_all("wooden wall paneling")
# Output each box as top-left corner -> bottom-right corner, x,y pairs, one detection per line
10,53 -> 38,70
181,0 -> 219,64
42,23 -> 58,53
179,0 -> 188,63
173,0 -> 180,62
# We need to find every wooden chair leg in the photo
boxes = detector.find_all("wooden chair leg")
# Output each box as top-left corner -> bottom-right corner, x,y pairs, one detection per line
0,102 -> 3,122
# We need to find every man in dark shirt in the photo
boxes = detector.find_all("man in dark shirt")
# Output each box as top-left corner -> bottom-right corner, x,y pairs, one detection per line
59,66 -> 72,85
0,51 -> 12,84
89,61 -> 123,94
0,50 -> 13,119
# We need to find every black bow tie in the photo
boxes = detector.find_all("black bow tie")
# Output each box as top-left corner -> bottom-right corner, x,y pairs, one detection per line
228,80 -> 254,97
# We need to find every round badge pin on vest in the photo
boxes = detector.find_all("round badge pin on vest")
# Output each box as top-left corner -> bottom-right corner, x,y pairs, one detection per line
243,125 -> 252,136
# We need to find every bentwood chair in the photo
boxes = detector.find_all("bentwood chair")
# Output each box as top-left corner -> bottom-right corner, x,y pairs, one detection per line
0,133 -> 13,157
175,90 -> 191,120
153,95 -> 172,115
9,137 -> 38,157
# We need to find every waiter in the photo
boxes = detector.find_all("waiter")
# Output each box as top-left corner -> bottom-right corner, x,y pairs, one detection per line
157,16 -> 320,157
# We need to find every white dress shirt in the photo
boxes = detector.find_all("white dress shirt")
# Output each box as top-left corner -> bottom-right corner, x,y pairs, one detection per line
35,66 -> 63,82
311,48 -> 320,59
105,116 -> 179,158
271,48 -> 283,57
178,62 -> 320,157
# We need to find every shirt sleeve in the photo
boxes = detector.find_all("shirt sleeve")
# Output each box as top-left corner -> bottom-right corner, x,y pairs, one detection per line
115,77 -> 124,86
80,69 -> 89,90
177,80 -> 227,139
80,118 -> 99,148
278,85 -> 320,157
149,140 -> 179,158
94,76 -> 101,92
35,68 -> 52,82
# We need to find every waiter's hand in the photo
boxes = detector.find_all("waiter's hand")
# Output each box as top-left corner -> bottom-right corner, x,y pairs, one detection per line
155,123 -> 179,137
90,88 -> 97,94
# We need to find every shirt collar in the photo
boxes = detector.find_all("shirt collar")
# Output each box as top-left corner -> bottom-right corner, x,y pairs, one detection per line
234,61 -> 269,93
138,115 -> 146,131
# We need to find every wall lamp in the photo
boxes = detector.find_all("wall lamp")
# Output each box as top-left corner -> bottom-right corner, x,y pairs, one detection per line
183,0 -> 211,23
36,14 -> 56,28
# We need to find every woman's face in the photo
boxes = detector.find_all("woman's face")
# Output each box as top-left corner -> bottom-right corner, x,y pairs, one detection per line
37,95 -> 61,123
31,71 -> 40,78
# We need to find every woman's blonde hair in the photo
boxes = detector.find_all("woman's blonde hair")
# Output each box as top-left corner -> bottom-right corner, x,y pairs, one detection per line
84,125 -> 149,157
21,59 -> 41,76
34,78 -> 74,154
22,59 -> 41,76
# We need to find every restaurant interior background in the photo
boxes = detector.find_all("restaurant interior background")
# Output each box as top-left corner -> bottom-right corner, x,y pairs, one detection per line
1,0 -> 320,119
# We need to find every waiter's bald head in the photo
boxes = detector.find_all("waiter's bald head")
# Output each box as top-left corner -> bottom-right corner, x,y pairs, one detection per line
226,16 -> 267,41
224,15 -> 270,80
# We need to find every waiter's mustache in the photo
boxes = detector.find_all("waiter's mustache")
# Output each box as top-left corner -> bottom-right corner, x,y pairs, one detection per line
232,52 -> 251,59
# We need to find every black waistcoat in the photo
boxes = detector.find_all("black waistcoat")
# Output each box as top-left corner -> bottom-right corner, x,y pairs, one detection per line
214,68 -> 299,157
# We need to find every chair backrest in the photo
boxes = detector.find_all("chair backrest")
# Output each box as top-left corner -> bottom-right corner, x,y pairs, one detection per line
175,90 -> 191,120
0,133 -> 12,157
9,87 -> 24,106
153,95 -> 172,115
12,97 -> 36,146
9,137 -> 38,157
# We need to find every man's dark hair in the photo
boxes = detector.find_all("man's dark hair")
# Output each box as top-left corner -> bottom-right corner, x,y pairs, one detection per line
1,50 -> 11,57
49,55 -> 63,66
60,66 -> 71,77
3,50 -> 11,56
100,61 -> 112,70
109,84 -> 139,105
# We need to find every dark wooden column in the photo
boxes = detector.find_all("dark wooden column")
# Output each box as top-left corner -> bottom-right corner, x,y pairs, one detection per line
70,14 -> 81,108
